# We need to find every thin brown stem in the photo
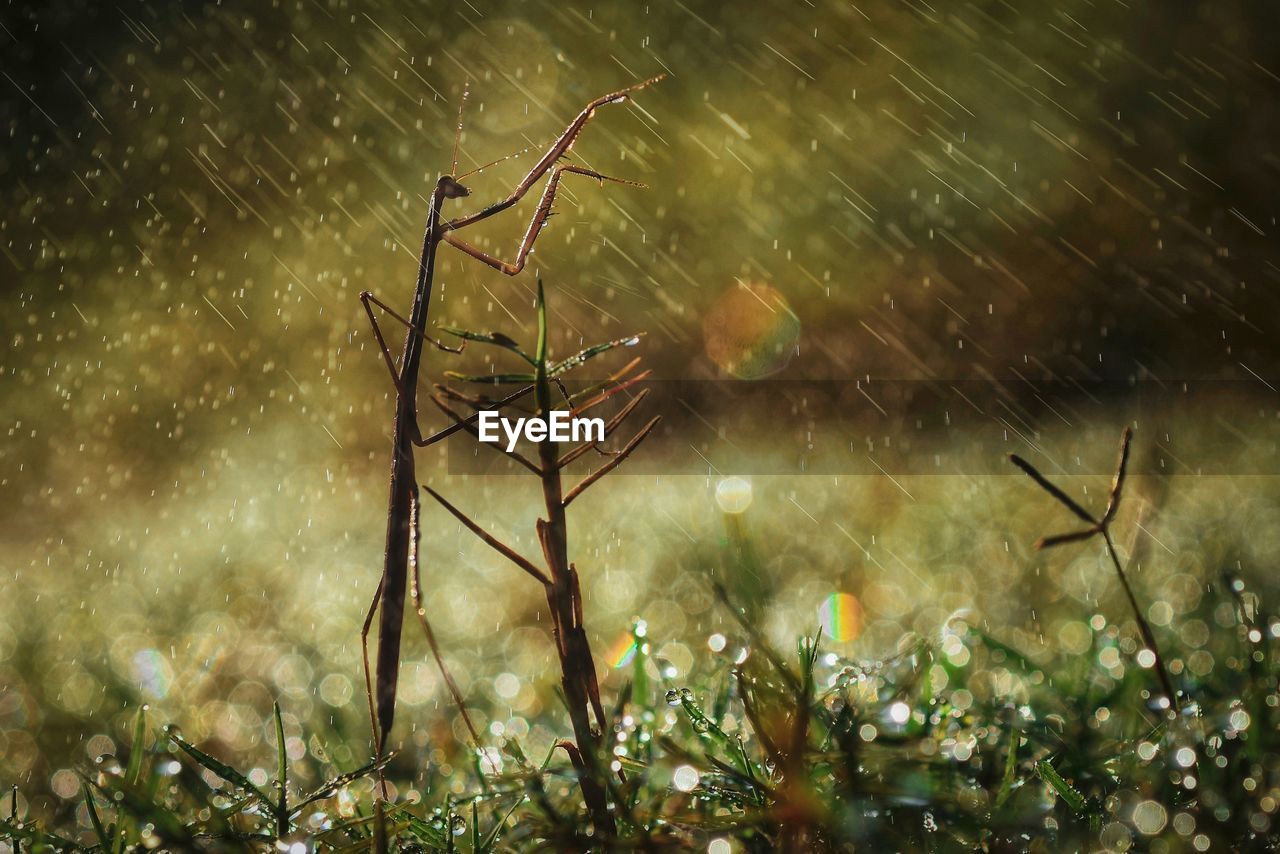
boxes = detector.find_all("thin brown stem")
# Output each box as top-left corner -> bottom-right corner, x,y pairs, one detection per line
1101,426 -> 1133,525
532,310 -> 617,839
428,393 -> 542,475
1101,529 -> 1178,710
567,363 -> 650,414
558,388 -> 651,468
1008,454 -> 1098,526
562,416 -> 660,507
1035,528 -> 1099,549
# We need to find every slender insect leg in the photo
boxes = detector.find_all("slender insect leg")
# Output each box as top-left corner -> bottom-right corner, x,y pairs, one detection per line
442,165 -> 643,276
362,289 -> 470,445
406,485 -> 483,748
442,74 -> 662,233
360,291 -> 463,393
363,291 -> 463,354
359,292 -> 406,397
360,580 -> 387,790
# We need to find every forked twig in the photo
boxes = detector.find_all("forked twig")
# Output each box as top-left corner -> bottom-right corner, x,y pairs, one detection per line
1010,428 -> 1178,711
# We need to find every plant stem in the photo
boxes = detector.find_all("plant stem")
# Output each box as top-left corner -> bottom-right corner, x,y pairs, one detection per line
1101,529 -> 1178,711
532,287 -> 616,839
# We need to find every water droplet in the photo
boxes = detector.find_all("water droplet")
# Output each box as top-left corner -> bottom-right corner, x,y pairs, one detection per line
665,689 -> 681,707
450,814 -> 466,836
95,754 -> 123,775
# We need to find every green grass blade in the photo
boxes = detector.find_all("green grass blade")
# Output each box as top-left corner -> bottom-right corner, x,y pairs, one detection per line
82,783 -> 113,849
630,621 -> 649,708
372,799 -> 389,854
479,794 -> 524,853
970,629 -> 1040,676
535,279 -> 547,370
401,812 -> 448,847
84,771 -> 196,849
274,701 -> 288,835
168,729 -> 274,808
0,817 -> 80,852
291,756 -> 392,816
125,705 -> 147,786
994,732 -> 1021,810
1035,759 -> 1086,813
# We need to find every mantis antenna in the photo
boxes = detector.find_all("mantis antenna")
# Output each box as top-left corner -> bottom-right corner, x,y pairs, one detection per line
456,138 -> 547,182
450,81 -> 469,177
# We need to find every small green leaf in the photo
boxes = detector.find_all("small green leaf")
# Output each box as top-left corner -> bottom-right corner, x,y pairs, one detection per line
500,737 -> 531,770
1035,759 -> 1086,813
994,732 -> 1021,810
440,327 -> 535,364
549,333 -> 644,377
443,370 -> 536,385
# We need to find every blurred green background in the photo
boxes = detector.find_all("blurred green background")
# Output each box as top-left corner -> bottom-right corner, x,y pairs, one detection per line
3,0 -> 1280,819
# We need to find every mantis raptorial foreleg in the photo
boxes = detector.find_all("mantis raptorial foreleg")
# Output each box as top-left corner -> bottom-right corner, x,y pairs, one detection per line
358,76 -> 661,809
443,165 -> 643,276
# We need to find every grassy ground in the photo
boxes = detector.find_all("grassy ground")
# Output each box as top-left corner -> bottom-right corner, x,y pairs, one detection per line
4,551 -> 1278,851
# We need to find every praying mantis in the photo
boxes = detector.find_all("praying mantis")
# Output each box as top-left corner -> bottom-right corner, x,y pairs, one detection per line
356,75 -> 663,762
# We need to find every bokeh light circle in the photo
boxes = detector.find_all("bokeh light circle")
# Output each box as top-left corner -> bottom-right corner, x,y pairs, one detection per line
715,476 -> 754,513
703,282 -> 801,378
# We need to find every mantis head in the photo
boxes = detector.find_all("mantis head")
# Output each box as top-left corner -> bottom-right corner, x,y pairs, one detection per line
439,175 -> 470,199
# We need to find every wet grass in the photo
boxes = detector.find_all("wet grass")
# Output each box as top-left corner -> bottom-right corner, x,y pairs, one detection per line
4,545 -> 1279,850
1,353 -> 1273,853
